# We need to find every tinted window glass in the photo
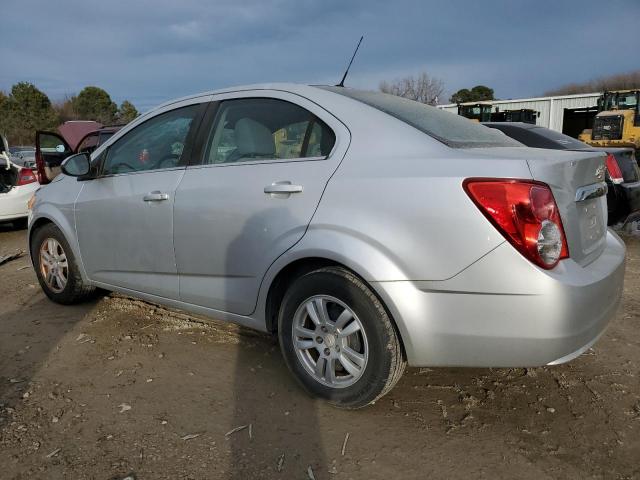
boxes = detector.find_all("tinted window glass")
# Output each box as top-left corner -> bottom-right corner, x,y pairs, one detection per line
39,133 -> 72,156
103,105 -> 199,175
98,131 -> 115,145
321,87 -> 520,149
613,150 -> 639,182
485,124 -> 592,150
204,98 -> 335,165
526,126 -> 589,149
77,133 -> 99,154
483,124 -> 562,149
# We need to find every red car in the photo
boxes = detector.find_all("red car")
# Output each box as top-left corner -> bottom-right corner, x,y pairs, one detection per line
35,122 -> 121,184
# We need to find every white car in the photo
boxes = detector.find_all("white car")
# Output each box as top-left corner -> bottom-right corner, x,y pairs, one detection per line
1,135 -> 39,226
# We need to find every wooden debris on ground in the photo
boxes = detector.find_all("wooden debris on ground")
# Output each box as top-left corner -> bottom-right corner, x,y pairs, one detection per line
0,250 -> 24,266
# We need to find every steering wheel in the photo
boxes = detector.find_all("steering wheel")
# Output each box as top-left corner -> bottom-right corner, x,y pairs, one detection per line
152,153 -> 180,170
109,162 -> 136,173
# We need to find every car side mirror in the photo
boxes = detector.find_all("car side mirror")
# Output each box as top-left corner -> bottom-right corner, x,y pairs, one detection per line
61,153 -> 91,177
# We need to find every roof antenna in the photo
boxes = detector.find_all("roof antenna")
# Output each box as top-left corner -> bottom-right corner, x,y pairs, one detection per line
336,36 -> 364,87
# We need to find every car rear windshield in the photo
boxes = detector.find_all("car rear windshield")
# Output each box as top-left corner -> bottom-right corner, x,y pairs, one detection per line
320,87 -> 521,149
527,126 -> 589,150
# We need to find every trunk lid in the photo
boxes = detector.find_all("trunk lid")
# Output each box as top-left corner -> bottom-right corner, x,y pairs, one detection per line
470,147 -> 608,267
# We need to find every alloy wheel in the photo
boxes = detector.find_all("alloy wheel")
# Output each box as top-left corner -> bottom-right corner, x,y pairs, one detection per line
39,238 -> 68,293
292,295 -> 369,388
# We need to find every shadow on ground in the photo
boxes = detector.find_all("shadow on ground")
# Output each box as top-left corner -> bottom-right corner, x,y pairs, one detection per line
0,295 -> 99,409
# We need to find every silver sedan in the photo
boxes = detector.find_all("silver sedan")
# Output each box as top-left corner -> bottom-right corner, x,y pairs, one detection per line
28,84 -> 625,408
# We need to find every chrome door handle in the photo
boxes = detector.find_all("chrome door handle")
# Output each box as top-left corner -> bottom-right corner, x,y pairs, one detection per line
143,191 -> 169,202
264,183 -> 303,194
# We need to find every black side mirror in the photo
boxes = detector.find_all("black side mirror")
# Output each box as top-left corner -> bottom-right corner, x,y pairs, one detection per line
61,152 -> 91,177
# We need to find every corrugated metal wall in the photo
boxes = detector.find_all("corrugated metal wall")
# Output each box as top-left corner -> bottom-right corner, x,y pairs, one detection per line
439,93 -> 601,132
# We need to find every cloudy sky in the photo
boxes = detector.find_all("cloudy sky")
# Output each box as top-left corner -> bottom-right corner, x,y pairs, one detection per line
1,0 -> 637,111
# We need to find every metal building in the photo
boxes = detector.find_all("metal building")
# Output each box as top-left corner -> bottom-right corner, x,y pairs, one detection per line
438,92 -> 601,138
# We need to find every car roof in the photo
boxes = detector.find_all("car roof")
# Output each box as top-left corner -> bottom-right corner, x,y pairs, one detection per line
58,121 -> 103,150
96,126 -> 123,133
145,83 -> 340,116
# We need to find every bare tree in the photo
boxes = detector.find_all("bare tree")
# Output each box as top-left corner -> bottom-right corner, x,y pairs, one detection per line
544,70 -> 640,96
52,94 -> 80,123
380,72 -> 445,105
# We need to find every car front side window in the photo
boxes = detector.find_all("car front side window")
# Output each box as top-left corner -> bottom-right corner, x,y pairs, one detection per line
203,98 -> 335,165
102,105 -> 200,175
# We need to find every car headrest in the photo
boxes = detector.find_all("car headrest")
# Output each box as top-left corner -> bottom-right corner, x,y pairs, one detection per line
234,118 -> 275,157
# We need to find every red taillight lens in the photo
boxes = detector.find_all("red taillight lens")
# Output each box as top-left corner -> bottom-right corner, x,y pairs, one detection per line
463,179 -> 569,269
605,153 -> 623,184
17,168 -> 37,186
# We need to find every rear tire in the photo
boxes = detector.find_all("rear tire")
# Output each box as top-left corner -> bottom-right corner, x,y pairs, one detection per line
278,266 -> 405,409
31,223 -> 96,304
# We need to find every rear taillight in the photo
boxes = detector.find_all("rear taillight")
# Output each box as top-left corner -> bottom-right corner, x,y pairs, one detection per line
17,168 -> 37,186
605,153 -> 624,184
464,179 -> 569,269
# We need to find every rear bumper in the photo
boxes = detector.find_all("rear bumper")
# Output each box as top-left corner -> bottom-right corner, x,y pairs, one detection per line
0,183 -> 38,222
373,231 -> 626,367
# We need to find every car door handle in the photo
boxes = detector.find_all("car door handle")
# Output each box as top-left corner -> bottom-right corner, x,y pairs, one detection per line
264,183 -> 303,194
143,191 -> 169,202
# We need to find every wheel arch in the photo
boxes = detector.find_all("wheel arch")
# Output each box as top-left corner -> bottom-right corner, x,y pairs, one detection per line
28,212 -> 89,282
265,257 -> 337,333
28,217 -> 55,266
263,255 -> 407,361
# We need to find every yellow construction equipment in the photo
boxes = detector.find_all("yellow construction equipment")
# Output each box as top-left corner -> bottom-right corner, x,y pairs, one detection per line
457,103 -> 539,124
579,90 -> 640,152
457,102 -> 493,122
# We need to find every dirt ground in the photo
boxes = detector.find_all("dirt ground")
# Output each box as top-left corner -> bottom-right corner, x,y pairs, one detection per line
0,224 -> 639,480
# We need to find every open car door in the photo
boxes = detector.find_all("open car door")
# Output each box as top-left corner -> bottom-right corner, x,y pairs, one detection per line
35,131 -> 74,184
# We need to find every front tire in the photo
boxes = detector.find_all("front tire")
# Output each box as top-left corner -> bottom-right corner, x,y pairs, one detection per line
278,267 -> 405,409
31,223 -> 96,304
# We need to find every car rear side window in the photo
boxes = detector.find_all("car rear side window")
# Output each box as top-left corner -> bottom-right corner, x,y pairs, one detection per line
203,98 -> 335,164
320,87 -> 521,149
102,105 -> 200,176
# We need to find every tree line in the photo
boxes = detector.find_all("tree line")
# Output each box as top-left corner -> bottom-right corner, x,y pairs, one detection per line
381,69 -> 640,106
0,83 -> 139,145
544,70 -> 640,96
